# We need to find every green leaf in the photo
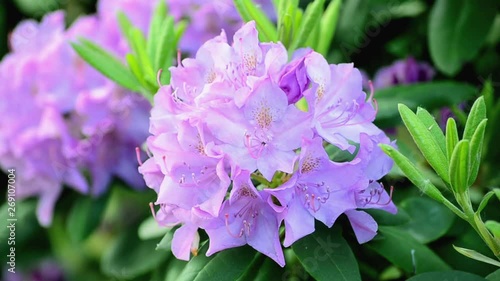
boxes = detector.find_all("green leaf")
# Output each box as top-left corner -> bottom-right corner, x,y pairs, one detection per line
147,0 -> 168,66
446,118 -> 459,161
156,229 -> 175,252
176,244 -> 258,281
317,0 -> 341,56
468,119 -> 488,186
487,269 -> 500,281
364,208 -> 411,226
102,230 -> 168,279
449,140 -> 470,194
367,226 -> 451,274
117,12 -> 136,48
495,189 -> 500,201
464,96 -> 487,140
400,197 -> 455,244
416,107 -> 447,156
477,191 -> 496,215
71,39 -> 141,92
428,0 -> 497,76
398,104 -> 450,183
407,270 -> 487,281
248,258 -> 284,281
485,221 -> 500,239
375,82 -> 476,128
453,245 -> 500,267
290,0 -> 325,51
292,224 -> 361,281
277,0 -> 299,47
379,144 -> 446,204
242,0 -> 278,41
67,194 -> 108,243
155,16 -> 176,85
138,217 -> 169,240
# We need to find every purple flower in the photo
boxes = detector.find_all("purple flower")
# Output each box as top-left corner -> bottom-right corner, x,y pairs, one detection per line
205,170 -> 285,266
140,21 -> 395,265
0,10 -> 151,225
373,57 -> 435,89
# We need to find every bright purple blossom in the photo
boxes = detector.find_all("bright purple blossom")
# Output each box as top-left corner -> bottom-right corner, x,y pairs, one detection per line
0,11 -> 150,225
140,21 -> 396,266
373,57 -> 435,89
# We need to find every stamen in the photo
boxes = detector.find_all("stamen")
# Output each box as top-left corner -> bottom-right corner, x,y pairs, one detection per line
149,202 -> 157,220
177,49 -> 182,66
225,214 -> 244,238
156,69 -> 163,87
135,147 -> 143,166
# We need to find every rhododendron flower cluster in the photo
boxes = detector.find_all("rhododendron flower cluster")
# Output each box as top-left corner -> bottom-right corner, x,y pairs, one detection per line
139,21 -> 397,266
0,11 -> 150,226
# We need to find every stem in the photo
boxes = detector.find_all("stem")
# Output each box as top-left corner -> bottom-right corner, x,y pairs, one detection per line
250,173 -> 271,186
456,191 -> 500,260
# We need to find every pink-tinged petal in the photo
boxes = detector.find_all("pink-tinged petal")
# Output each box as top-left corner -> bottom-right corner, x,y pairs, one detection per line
37,185 -> 63,227
257,148 -> 296,181
247,204 -> 285,267
345,210 -> 378,244
305,52 -> 331,88
243,79 -> 288,129
281,196 -> 315,247
232,21 -> 262,73
138,158 -> 164,192
314,188 -> 358,228
172,224 -> 199,261
274,106 -> 313,151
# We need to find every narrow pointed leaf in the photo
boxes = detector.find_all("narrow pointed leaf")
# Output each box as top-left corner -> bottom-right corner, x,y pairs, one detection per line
416,107 -> 447,155
379,144 -> 446,203
486,269 -> 500,281
138,217 -> 169,240
147,0 -> 168,67
485,221 -> 500,239
446,118 -> 459,160
398,104 -> 450,183
453,245 -> 500,267
449,140 -> 470,194
242,0 -> 278,41
155,17 -> 175,77
117,12 -> 135,47
292,224 -> 361,281
71,39 -> 141,92
464,96 -> 487,140
290,0 -> 325,51
468,119 -> 488,186
317,0 -> 341,56
477,191 -> 495,215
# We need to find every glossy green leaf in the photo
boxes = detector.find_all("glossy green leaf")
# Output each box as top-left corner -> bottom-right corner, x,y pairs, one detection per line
277,0 -> 299,47
138,217 -> 169,240
398,104 -> 450,183
290,0 -> 325,51
495,189 -> 500,201
67,195 -> 108,243
446,118 -> 459,161
487,268 -> 500,281
176,243 -> 258,281
407,270 -> 487,281
485,221 -> 500,239
464,97 -> 487,140
364,208 -> 410,226
367,226 -> 451,274
375,82 -> 477,128
101,230 -> 168,279
379,144 -> 446,203
155,16 -> 175,85
428,0 -> 497,75
416,107 -> 447,156
453,246 -> 500,267
400,197 -> 455,244
71,39 -> 141,92
469,119 -> 488,186
317,0 -> 341,55
449,140 -> 470,194
292,224 -> 361,281
249,258 -> 284,281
